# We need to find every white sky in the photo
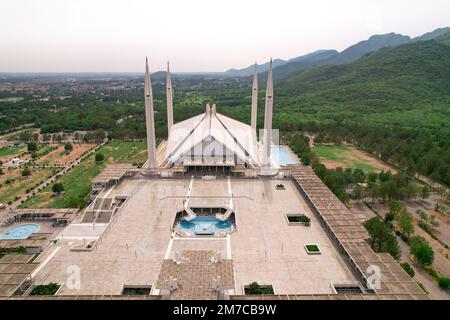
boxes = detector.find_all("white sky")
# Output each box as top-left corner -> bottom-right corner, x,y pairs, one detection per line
0,0 -> 449,72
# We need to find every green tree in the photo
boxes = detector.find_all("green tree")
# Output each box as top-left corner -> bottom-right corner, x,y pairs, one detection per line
21,168 -> 31,177
409,236 -> 434,266
398,210 -> 414,237
52,183 -> 64,194
364,217 -> 400,259
95,153 -> 105,163
351,184 -> 365,201
420,186 -> 430,200
64,143 -> 73,152
300,153 -> 311,165
438,277 -> 450,290
27,142 -> 38,152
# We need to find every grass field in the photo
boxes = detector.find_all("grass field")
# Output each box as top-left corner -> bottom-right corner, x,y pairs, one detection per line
313,144 -> 395,173
0,167 -> 56,205
36,143 -> 96,166
0,145 -> 25,161
19,141 -> 147,209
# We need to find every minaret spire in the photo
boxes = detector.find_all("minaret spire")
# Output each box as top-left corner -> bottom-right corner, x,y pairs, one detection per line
144,57 -> 157,169
166,61 -> 174,136
262,58 -> 273,169
251,62 -> 258,131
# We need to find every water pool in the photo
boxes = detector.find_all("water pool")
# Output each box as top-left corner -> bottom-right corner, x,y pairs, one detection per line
0,224 -> 40,240
179,217 -> 232,236
272,146 -> 297,166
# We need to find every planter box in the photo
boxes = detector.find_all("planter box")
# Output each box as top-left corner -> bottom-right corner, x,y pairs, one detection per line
285,214 -> 311,226
305,244 -> 321,255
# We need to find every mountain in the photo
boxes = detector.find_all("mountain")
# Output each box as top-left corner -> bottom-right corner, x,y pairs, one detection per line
288,50 -> 338,63
413,27 -> 450,42
322,33 -> 411,65
277,39 -> 450,131
270,50 -> 338,79
434,30 -> 450,46
224,50 -> 338,77
225,59 -> 286,77
225,27 -> 449,80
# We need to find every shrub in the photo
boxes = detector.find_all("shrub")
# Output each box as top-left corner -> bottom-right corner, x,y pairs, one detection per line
22,168 -> 31,177
95,153 -> 105,163
30,283 -> 60,296
400,262 -> 415,278
27,142 -> 38,152
437,277 -> 450,290
245,282 -> 274,295
64,143 -> 73,152
52,183 -> 64,194
409,236 -> 434,266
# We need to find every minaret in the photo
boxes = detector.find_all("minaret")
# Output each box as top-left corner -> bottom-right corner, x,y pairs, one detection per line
166,61 -> 174,136
262,59 -> 273,168
144,57 -> 157,169
251,62 -> 258,131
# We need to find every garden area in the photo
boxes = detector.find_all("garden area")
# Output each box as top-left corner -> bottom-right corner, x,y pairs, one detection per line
19,141 -> 147,209
313,144 -> 395,173
0,166 -> 57,205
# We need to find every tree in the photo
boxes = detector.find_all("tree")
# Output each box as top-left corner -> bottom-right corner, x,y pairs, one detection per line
398,210 -> 414,237
52,183 -> 64,194
384,212 -> 395,224
21,168 -> 31,177
409,236 -> 434,266
27,142 -> 38,152
364,217 -> 400,260
352,169 -> 365,183
438,277 -> 450,290
300,153 -> 311,165
95,153 -> 105,163
351,184 -> 365,201
367,172 -> 378,184
64,143 -> 73,152
420,186 -> 430,200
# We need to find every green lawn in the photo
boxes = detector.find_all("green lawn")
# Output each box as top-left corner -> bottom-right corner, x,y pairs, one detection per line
0,168 -> 55,205
313,144 -> 386,173
0,145 -> 25,159
19,141 -> 147,209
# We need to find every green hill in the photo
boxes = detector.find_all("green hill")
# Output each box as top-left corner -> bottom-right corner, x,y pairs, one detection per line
276,40 -> 450,132
273,40 -> 450,186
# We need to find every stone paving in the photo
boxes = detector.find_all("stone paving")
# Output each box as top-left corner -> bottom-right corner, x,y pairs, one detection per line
27,177 -> 356,297
156,250 -> 234,300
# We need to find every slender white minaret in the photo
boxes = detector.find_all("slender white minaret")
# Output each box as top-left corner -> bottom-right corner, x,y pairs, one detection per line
251,62 -> 258,131
144,57 -> 157,169
262,59 -> 273,168
166,61 -> 174,136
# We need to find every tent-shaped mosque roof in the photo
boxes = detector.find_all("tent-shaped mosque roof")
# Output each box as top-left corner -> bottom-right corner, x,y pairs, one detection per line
163,104 -> 259,167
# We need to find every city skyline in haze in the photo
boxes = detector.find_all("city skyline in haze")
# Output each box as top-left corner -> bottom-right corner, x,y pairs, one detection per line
1,0 -> 450,73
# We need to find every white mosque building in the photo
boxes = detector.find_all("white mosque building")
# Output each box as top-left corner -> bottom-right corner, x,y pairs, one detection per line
143,58 -> 279,176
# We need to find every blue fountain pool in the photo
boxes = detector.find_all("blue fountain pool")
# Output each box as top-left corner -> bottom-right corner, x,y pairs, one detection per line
0,224 -> 40,240
179,217 -> 233,236
272,146 -> 297,166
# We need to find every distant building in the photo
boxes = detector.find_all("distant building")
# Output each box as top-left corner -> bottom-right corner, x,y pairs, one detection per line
4,157 -> 27,168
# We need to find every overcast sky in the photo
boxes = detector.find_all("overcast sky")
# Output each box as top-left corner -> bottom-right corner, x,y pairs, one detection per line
1,0 -> 449,72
